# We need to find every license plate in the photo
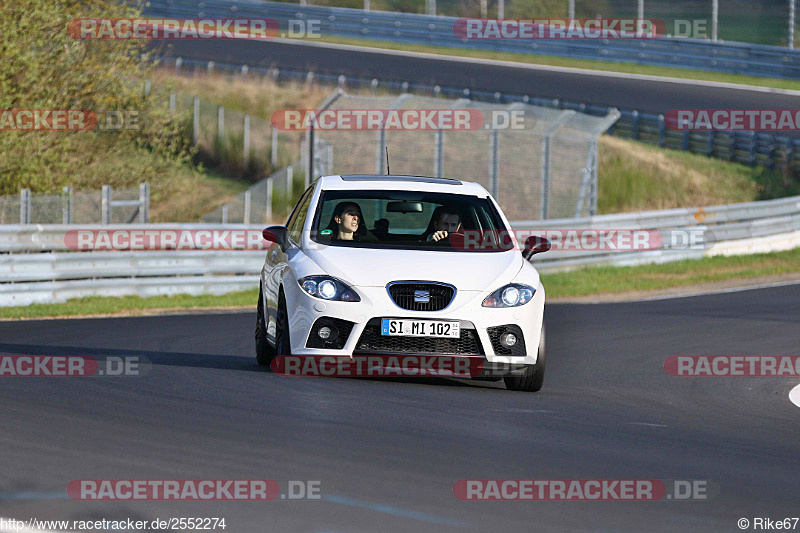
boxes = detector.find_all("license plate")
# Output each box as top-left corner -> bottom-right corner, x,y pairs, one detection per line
381,319 -> 460,338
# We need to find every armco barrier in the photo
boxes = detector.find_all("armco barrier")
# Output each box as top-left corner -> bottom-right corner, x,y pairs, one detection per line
144,0 -> 800,79
1,195 -> 800,306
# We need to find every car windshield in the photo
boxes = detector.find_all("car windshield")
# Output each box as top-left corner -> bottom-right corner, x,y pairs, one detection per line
310,190 -> 510,251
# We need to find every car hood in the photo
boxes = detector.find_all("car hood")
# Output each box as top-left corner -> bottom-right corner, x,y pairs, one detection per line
304,245 -> 524,291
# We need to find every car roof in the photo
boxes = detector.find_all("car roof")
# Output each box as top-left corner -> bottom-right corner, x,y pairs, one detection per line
318,174 -> 490,196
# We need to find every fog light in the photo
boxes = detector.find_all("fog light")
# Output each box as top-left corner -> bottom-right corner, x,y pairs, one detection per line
500,332 -> 517,347
317,325 -> 338,342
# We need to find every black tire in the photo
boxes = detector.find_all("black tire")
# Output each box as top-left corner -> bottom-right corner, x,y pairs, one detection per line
504,323 -> 546,392
274,289 -> 291,356
255,287 -> 276,366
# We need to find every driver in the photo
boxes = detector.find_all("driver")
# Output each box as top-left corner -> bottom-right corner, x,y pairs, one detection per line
424,205 -> 462,242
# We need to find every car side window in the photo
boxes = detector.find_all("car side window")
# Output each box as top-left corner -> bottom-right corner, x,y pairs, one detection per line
288,187 -> 314,245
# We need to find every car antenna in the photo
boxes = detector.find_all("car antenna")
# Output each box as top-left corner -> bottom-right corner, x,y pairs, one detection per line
385,146 -> 391,175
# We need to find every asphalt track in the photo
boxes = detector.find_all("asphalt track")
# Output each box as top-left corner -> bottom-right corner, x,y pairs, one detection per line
1,283 -> 799,532
155,39 -> 800,115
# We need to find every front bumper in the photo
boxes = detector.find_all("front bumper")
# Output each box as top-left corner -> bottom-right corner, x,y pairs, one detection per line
284,280 -> 545,366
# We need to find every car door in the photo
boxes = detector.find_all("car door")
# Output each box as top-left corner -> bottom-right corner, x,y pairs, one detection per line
263,185 -> 315,342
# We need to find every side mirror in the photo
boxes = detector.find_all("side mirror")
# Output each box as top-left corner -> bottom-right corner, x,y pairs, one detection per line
523,235 -> 551,260
262,225 -> 289,252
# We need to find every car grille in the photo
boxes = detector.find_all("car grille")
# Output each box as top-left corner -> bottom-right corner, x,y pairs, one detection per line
306,317 -> 355,349
387,282 -> 455,311
354,319 -> 484,355
487,325 -> 527,357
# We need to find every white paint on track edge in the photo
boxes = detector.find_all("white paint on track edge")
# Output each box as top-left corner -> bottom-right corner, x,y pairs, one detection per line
789,383 -> 800,409
268,37 -> 800,96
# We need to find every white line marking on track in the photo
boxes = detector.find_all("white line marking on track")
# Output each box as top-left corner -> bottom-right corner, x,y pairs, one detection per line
789,383 -> 800,408
269,37 -> 800,96
602,278 -> 800,303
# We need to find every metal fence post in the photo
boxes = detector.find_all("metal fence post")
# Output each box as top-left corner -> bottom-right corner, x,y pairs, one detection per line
657,114 -> 665,146
218,106 -> 224,143
221,204 -> 228,224
376,128 -> 386,174
243,114 -> 251,170
266,178 -> 273,222
712,0 -> 719,41
286,166 -> 293,197
175,57 -> 182,72
539,111 -> 575,219
20,188 -> 31,224
541,135 -> 551,219
631,110 -> 640,140
192,97 -> 200,145
169,92 -> 176,113
62,186 -> 72,224
433,130 -> 444,178
568,0 -> 575,19
591,141 -> 598,216
139,183 -> 150,223
306,121 -> 314,187
790,0 -> 796,49
271,126 -> 279,168
101,185 -> 112,225
489,129 -> 499,198
243,190 -> 251,224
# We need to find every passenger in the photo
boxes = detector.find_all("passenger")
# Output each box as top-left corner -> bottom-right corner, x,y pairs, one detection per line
373,218 -> 390,239
320,202 -> 377,242
423,205 -> 462,242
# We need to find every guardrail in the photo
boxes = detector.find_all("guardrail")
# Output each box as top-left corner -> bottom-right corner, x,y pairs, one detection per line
1,195 -> 799,306
145,0 -> 800,79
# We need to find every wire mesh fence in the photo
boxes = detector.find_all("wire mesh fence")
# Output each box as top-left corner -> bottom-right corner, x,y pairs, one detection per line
170,90 -> 303,179
304,91 -> 618,220
201,162 -> 307,224
0,185 -> 148,225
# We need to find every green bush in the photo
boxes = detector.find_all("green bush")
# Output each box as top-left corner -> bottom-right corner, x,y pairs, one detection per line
0,0 -> 194,194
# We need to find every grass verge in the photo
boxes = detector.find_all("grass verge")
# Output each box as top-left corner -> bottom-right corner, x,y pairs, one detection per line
3,247 -> 799,319
297,35 -> 800,91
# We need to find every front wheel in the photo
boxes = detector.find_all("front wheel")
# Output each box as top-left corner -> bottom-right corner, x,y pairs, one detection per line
274,289 -> 291,356
255,287 -> 276,366
504,323 -> 546,392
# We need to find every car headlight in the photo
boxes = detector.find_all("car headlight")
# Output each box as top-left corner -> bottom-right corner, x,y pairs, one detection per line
298,276 -> 360,302
482,283 -> 535,308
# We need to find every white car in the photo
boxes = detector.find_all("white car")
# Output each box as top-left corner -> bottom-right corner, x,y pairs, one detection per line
256,175 -> 551,391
